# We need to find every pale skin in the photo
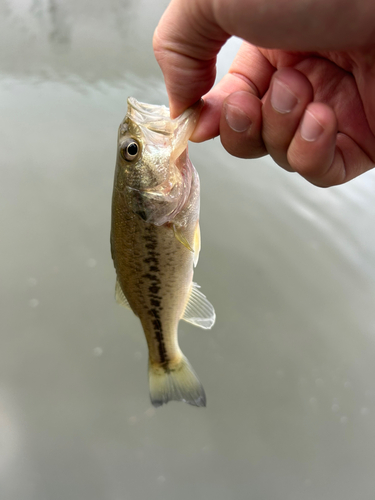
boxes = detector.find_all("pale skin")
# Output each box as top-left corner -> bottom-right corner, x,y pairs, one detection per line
153,0 -> 375,187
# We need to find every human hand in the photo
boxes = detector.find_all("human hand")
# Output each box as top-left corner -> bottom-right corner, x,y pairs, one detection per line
153,0 -> 375,186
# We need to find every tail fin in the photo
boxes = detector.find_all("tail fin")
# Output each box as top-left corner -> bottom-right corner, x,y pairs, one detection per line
148,356 -> 206,408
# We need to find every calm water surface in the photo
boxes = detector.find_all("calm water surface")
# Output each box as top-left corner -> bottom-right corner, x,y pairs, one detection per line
2,1 -> 375,499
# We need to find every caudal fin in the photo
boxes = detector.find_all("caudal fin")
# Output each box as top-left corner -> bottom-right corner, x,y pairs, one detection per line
148,356 -> 206,408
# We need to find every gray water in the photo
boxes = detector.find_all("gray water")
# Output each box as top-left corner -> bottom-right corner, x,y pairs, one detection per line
2,1 -> 375,499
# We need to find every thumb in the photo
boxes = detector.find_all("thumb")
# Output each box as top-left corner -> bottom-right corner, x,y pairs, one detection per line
153,0 -> 229,117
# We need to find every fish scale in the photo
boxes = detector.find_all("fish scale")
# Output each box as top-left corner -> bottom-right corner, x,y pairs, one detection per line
112,202 -> 192,364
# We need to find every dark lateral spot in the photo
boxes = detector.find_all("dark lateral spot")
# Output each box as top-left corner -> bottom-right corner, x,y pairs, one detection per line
135,210 -> 148,221
143,257 -> 158,264
152,318 -> 162,330
140,226 -> 168,364
148,307 -> 160,317
147,251 -> 160,258
142,273 -> 159,282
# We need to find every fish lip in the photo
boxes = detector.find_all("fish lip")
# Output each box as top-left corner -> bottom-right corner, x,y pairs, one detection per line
127,97 -> 169,120
127,97 -> 203,123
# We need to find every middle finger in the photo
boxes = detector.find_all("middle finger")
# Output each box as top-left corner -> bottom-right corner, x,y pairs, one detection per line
262,68 -> 314,170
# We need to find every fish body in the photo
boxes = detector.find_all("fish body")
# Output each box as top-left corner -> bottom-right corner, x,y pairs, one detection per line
111,98 -> 215,407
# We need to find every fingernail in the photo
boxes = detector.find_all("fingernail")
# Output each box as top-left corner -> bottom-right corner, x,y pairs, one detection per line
300,110 -> 324,141
224,103 -> 252,133
271,79 -> 298,113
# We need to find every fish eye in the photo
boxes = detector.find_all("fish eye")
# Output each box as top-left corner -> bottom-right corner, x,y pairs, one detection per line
120,138 -> 140,162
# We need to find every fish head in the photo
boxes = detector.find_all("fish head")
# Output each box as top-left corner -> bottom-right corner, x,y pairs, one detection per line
114,97 -> 202,225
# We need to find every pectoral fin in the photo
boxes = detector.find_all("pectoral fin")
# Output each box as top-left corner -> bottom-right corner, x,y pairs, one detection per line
172,224 -> 194,253
115,278 -> 131,310
181,282 -> 216,329
193,222 -> 201,267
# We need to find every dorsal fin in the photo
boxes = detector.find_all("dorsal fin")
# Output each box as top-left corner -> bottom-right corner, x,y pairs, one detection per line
115,278 -> 131,310
181,282 -> 215,329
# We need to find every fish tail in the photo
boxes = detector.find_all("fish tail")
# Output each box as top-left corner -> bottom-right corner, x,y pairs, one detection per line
148,355 -> 206,408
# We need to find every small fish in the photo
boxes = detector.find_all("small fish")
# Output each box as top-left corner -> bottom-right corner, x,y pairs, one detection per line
111,97 -> 215,408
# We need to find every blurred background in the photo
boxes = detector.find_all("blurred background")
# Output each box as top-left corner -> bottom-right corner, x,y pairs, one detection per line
1,0 -> 375,499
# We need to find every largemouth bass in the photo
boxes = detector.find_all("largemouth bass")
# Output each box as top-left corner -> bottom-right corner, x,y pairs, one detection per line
111,97 -> 215,408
